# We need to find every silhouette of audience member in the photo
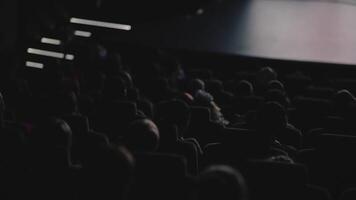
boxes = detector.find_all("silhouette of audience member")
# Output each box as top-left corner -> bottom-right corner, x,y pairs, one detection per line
267,80 -> 285,93
123,119 -> 160,153
195,89 -> 229,126
332,89 -> 356,118
158,124 -> 199,175
206,79 -> 233,106
188,78 -> 205,97
142,77 -> 177,103
232,80 -> 264,115
234,80 -> 254,98
81,144 -> 135,200
118,71 -> 134,89
255,67 -> 278,94
28,117 -> 73,167
156,99 -> 191,138
198,165 -> 248,200
256,102 -> 302,150
265,155 -> 295,164
265,89 -> 290,109
178,92 -> 195,105
3,35 -> 354,200
157,100 -> 203,154
27,117 -> 75,200
137,98 -> 154,119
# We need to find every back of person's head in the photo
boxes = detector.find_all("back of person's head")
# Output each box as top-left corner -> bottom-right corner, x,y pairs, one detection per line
194,91 -> 227,125
333,89 -> 355,107
265,155 -> 294,164
265,89 -> 289,108
156,99 -> 190,134
198,165 -> 248,200
194,89 -> 214,107
177,92 -> 195,105
103,75 -> 127,100
83,144 -> 134,200
256,102 -> 287,133
256,67 -> 277,88
130,153 -> 189,200
267,80 -> 285,92
118,71 -> 134,89
124,119 -> 160,152
234,80 -> 254,97
188,79 -> 205,96
29,117 -> 72,166
137,98 -> 154,119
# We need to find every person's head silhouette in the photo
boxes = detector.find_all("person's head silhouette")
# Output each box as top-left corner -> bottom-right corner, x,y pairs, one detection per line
124,119 -> 160,153
198,165 -> 248,200
256,102 -> 287,139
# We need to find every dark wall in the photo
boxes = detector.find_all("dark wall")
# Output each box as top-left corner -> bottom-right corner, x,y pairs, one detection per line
0,0 -> 18,54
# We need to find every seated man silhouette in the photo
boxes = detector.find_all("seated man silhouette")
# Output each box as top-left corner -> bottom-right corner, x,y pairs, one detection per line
26,117 -> 76,200
197,165 -> 248,200
81,144 -> 135,200
123,118 -> 160,153
255,101 -> 302,153
332,89 -> 356,119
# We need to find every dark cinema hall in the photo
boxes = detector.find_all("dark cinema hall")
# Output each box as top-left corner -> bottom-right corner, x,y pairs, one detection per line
2,0 -> 356,199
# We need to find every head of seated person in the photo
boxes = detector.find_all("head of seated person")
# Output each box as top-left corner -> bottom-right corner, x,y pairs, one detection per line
157,99 -> 190,136
188,79 -> 205,96
256,67 -> 278,90
194,90 -> 227,125
332,89 -> 356,112
234,80 -> 254,97
118,70 -> 134,89
124,119 -> 160,153
256,102 -> 287,138
265,155 -> 294,164
29,117 -> 73,167
177,92 -> 195,106
137,98 -> 154,119
83,144 -> 134,200
267,80 -> 285,93
198,165 -> 248,200
265,89 -> 290,109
